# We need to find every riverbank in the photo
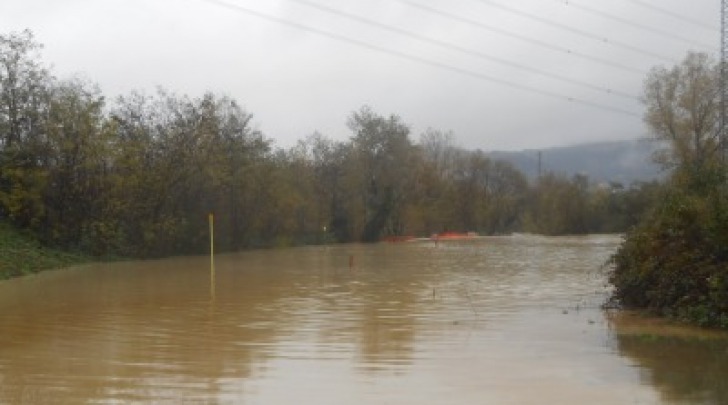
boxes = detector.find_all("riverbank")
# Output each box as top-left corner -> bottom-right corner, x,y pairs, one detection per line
0,221 -> 88,279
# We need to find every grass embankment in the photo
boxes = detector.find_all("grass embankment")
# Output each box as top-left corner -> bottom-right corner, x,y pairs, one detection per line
0,221 -> 88,279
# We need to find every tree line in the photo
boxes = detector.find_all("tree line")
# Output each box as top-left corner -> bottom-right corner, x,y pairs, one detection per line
0,30 -> 658,258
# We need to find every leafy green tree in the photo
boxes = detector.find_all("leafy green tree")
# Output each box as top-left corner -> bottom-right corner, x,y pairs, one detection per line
0,30 -> 52,224
106,91 -> 164,255
483,159 -> 528,233
403,130 -> 459,236
197,93 -> 268,250
324,141 -> 355,242
109,90 -> 269,256
0,29 -> 662,267
584,181 -> 662,233
523,173 -> 590,235
450,150 -> 491,231
0,29 -> 50,150
347,106 -> 414,241
41,79 -> 111,251
289,132 -> 351,243
417,146 -> 527,235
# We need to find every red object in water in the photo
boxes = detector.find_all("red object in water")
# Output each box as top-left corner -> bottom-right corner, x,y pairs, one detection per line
430,232 -> 478,240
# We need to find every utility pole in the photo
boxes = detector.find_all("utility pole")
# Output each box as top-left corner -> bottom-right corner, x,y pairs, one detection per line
722,0 -> 728,161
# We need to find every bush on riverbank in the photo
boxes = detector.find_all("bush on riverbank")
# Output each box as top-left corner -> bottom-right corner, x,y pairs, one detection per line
608,52 -> 728,329
0,221 -> 87,279
609,167 -> 728,329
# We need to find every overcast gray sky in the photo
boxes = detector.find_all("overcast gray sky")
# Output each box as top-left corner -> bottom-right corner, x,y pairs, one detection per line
1,0 -> 720,150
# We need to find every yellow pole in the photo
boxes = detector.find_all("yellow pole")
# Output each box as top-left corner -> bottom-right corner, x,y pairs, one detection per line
209,213 -> 215,299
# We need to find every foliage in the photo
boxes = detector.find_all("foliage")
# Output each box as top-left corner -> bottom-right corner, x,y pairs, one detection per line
522,174 -> 659,235
347,106 -> 414,241
0,220 -> 86,279
0,29 -> 658,277
644,52 -> 720,173
609,52 -> 728,329
610,170 -> 728,328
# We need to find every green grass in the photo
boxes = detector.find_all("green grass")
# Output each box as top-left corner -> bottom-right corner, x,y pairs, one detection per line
0,221 -> 88,279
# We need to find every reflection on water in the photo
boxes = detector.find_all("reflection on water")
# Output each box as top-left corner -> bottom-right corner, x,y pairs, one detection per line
609,312 -> 728,405
0,235 -> 726,403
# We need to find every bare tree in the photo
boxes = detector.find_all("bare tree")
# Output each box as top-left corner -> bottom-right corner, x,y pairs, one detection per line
644,52 -> 721,172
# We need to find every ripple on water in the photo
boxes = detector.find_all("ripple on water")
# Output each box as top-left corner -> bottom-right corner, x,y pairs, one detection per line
0,235 -> 725,404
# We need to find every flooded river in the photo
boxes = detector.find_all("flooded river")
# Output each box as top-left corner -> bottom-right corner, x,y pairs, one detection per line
1,235 -> 726,404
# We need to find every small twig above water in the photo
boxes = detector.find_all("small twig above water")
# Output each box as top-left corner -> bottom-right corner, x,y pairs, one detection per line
462,285 -> 480,318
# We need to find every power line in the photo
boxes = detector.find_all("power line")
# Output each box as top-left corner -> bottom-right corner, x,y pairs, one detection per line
286,0 -> 638,100
469,0 -> 677,63
197,0 -> 641,118
398,0 -> 645,76
553,0 -> 714,50
625,0 -> 720,31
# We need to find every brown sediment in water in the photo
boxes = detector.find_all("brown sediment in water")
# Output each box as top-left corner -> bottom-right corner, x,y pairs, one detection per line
0,235 -> 724,404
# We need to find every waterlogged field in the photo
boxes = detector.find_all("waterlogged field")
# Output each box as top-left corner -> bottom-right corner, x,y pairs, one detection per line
0,235 -> 726,404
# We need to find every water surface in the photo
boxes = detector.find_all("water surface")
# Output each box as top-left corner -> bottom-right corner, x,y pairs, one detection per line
1,235 -> 726,404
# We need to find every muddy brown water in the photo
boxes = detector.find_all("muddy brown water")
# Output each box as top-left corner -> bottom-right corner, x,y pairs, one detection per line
0,234 -> 726,404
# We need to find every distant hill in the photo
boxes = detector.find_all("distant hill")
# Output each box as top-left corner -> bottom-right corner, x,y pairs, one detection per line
488,139 -> 666,185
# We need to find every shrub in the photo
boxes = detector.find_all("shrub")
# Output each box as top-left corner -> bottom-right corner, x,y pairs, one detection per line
609,169 -> 728,328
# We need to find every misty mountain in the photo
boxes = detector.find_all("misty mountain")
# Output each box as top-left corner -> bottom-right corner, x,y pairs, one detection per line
488,139 -> 666,185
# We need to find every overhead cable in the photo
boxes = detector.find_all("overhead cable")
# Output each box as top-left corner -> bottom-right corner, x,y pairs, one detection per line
197,0 -> 640,118
553,0 -> 714,50
624,0 -> 720,31
470,0 -> 677,63
399,0 -> 645,75
286,0 -> 638,99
